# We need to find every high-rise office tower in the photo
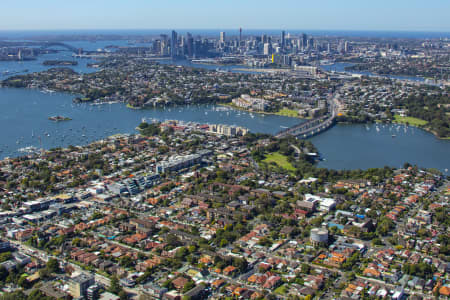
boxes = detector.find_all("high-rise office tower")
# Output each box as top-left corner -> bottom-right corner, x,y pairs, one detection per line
281,30 -> 286,49
302,33 -> 307,50
160,34 -> 168,56
186,33 -> 193,58
239,28 -> 242,44
171,30 -> 178,58
307,38 -> 314,50
220,32 -> 226,44
262,34 -> 268,44
263,43 -> 272,55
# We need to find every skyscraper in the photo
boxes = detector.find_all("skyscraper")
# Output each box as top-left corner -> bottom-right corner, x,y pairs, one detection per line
302,33 -> 307,50
186,32 -> 194,58
281,30 -> 286,50
239,28 -> 242,44
263,43 -> 272,55
171,30 -> 178,58
160,34 -> 168,56
262,34 -> 268,44
220,32 -> 226,44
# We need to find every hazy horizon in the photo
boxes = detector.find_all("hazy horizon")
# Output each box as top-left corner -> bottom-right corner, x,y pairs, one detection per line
1,0 -> 449,32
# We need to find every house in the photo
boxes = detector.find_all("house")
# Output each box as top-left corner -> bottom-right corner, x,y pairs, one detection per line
303,274 -> 325,290
142,283 -> 168,299
296,200 -> 316,212
363,267 -> 381,278
172,277 -> 189,291
163,290 -> 182,300
211,279 -> 225,289
263,275 -> 281,289
129,218 -> 154,233
439,286 -> 450,297
223,265 -> 238,277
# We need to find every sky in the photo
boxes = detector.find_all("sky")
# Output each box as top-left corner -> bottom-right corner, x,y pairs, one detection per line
1,0 -> 449,32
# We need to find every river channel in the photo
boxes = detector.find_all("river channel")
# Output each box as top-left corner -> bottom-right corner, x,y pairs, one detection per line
0,88 -> 448,173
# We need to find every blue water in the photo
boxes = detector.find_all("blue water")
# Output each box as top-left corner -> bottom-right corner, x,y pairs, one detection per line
0,48 -> 97,81
311,123 -> 450,173
0,88 -> 301,159
0,88 -> 448,173
0,39 -> 258,80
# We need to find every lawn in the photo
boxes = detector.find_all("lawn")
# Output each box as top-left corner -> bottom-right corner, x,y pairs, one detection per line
394,115 -> 428,126
263,152 -> 296,172
274,284 -> 289,295
276,108 -> 299,118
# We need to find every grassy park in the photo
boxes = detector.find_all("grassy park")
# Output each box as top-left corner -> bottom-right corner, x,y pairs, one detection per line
394,115 -> 428,126
275,108 -> 299,117
263,152 -> 296,172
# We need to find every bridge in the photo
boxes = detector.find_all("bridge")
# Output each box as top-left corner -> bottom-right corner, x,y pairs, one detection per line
40,42 -> 82,54
276,94 -> 337,139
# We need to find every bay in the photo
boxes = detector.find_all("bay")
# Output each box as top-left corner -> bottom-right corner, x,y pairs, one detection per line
311,123 -> 450,173
0,88 -> 448,174
0,88 -> 300,159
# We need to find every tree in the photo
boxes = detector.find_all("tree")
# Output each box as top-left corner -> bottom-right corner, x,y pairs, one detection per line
0,252 -> 12,263
371,237 -> 383,246
119,290 -> 128,300
46,258 -> 59,273
301,263 -> 311,274
0,266 -> 7,282
109,276 -> 122,294
120,256 -> 134,268
17,276 -> 30,289
182,281 -> 196,293
376,217 -> 394,236
39,267 -> 51,279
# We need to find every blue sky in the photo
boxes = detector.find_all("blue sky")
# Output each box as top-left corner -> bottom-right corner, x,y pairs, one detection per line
1,0 -> 449,31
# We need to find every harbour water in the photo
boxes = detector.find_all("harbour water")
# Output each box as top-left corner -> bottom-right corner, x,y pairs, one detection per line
310,123 -> 450,172
0,88 -> 448,173
0,36 -> 449,173
0,40 -> 256,81
0,88 -> 300,158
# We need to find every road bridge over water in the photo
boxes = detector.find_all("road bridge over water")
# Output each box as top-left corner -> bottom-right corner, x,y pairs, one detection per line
276,94 -> 337,139
40,42 -> 82,54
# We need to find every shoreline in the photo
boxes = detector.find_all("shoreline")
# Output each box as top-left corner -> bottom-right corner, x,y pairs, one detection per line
391,120 -> 449,140
219,103 -> 312,120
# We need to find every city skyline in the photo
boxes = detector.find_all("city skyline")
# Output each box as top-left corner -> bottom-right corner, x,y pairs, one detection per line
1,0 -> 450,32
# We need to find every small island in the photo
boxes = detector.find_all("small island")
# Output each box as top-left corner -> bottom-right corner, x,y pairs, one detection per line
43,60 -> 78,66
48,116 -> 72,122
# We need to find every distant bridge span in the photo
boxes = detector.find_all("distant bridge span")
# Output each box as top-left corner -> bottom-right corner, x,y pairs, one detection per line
40,42 -> 81,54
